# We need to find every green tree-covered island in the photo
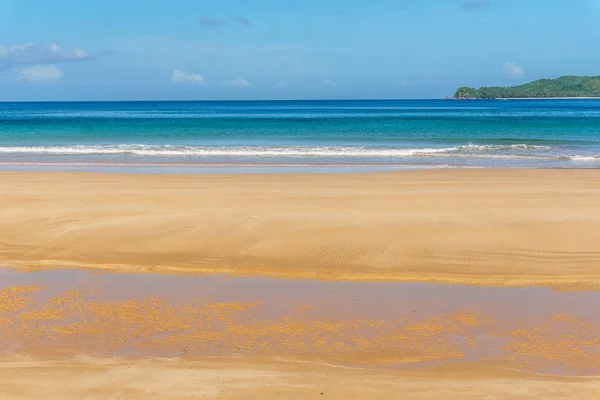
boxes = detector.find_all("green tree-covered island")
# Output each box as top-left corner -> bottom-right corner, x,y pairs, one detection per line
453,76 -> 600,99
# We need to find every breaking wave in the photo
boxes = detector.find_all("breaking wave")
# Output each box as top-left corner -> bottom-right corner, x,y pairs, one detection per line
0,142 -> 560,156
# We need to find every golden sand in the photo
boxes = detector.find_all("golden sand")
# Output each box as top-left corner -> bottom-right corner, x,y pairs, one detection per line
1,357 -> 600,400
1,170 -> 600,288
2,169 -> 600,398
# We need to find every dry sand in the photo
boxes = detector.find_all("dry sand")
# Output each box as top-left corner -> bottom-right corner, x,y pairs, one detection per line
1,357 -> 600,400
1,169 -> 599,288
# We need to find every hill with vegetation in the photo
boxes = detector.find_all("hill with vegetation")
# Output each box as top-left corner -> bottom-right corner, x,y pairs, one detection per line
453,76 -> 600,99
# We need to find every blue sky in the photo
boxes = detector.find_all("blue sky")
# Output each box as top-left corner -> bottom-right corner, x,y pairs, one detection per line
1,0 -> 599,100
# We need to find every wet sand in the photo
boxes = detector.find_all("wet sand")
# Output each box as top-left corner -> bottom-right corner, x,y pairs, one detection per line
1,269 -> 600,398
1,169 -> 600,288
2,270 -> 600,374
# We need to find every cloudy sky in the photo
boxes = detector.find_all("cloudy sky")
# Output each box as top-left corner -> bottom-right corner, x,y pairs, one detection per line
1,0 -> 600,101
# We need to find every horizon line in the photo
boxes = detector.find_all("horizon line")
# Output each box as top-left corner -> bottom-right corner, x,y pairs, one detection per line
0,97 -> 450,103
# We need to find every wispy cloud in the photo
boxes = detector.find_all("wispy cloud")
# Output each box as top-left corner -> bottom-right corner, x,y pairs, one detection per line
224,78 -> 253,87
461,0 -> 491,9
276,80 -> 289,88
171,69 -> 204,84
17,64 -> 63,83
0,42 -> 90,70
197,16 -> 226,27
503,62 -> 524,78
322,78 -> 336,86
233,16 -> 251,26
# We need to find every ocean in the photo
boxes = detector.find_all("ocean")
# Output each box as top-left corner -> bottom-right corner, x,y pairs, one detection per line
0,99 -> 599,173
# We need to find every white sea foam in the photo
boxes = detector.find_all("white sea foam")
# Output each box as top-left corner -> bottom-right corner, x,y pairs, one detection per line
0,143 -> 594,161
0,144 -> 456,157
569,156 -> 598,161
0,143 -> 546,155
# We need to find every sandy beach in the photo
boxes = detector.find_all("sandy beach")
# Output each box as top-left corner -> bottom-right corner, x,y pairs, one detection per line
1,169 -> 599,288
1,357 -> 599,400
2,169 -> 600,399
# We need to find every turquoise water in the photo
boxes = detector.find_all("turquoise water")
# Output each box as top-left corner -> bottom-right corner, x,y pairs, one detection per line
1,99 -> 599,172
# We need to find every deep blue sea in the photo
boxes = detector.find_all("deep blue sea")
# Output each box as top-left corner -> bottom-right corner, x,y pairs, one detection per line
1,99 -> 599,172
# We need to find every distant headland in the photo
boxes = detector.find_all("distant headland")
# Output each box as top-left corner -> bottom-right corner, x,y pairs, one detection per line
451,75 -> 600,99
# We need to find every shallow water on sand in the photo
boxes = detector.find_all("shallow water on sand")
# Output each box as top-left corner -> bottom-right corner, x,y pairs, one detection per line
1,269 -> 599,376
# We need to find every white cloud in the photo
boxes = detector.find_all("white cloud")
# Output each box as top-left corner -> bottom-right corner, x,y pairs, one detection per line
322,78 -> 336,86
276,80 -> 289,88
0,42 -> 89,70
71,48 -> 88,59
503,62 -> 524,78
224,78 -> 253,87
171,69 -> 204,84
17,64 -> 63,83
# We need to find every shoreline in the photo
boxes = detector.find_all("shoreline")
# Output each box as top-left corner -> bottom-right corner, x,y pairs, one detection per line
0,163 -> 597,176
2,169 -> 599,290
0,163 -> 447,175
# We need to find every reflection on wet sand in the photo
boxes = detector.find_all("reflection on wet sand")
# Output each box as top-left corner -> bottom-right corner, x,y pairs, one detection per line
1,269 -> 599,376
